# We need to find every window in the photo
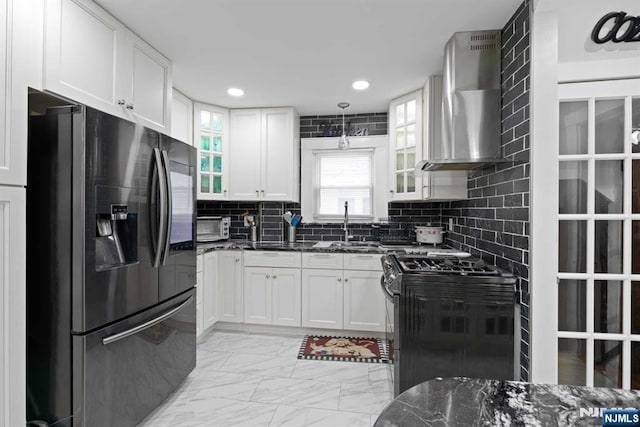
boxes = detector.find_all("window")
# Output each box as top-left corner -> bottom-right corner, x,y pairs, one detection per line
316,152 -> 372,218
301,136 -> 388,223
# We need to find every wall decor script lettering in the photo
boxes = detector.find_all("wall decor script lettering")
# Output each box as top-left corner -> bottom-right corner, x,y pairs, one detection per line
591,11 -> 640,44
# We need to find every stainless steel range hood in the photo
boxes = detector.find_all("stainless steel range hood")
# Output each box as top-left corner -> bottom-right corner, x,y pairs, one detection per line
421,30 -> 503,172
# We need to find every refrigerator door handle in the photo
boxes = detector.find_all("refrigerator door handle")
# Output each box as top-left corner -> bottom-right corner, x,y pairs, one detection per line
152,148 -> 168,268
160,150 -> 172,265
102,296 -> 193,345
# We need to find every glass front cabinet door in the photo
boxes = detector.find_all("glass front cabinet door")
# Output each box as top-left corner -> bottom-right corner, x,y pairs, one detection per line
389,89 -> 424,201
194,103 -> 229,200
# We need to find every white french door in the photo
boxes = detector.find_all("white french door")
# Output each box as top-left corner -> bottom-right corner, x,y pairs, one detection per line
552,79 -> 640,390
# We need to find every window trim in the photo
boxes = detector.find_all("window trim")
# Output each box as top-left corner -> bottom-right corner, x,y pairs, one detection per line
301,136 -> 388,224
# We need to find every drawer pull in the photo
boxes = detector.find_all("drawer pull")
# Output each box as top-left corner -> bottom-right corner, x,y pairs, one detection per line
103,297 -> 193,345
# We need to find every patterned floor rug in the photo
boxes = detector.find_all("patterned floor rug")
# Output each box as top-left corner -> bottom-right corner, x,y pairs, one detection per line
297,335 -> 388,363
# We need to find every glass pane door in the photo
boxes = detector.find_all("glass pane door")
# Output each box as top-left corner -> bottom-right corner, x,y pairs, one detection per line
196,105 -> 228,200
390,90 -> 422,201
557,93 -> 640,390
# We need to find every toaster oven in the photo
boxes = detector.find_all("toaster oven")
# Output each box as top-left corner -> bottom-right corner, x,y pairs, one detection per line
196,216 -> 230,242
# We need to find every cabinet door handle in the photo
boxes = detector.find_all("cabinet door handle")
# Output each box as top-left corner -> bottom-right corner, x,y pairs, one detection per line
235,258 -> 239,262
266,274 -> 271,279
126,104 -> 134,110
272,275 -> 277,279
255,190 -> 259,196
344,278 -> 349,282
117,99 -> 125,106
337,278 -> 342,282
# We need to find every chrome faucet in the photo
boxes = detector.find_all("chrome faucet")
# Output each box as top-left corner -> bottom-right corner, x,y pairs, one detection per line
343,201 -> 350,242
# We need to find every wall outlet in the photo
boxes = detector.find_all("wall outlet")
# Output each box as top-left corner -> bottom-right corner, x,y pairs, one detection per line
244,215 -> 254,227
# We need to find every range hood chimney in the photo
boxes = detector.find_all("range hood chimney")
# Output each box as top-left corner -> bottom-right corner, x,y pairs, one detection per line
420,30 -> 503,172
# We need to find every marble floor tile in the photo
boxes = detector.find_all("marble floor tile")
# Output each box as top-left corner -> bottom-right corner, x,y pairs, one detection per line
268,404 -> 371,427
338,383 -> 393,414
172,371 -> 262,401
291,359 -> 371,385
139,396 -> 278,427
196,349 -> 231,371
368,364 -> 392,392
251,377 -> 341,410
203,332 -> 290,355
137,330 -> 392,426
218,353 -> 296,378
276,338 -> 305,358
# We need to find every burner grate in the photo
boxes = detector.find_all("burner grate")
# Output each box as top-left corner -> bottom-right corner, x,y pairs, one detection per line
399,257 -> 500,276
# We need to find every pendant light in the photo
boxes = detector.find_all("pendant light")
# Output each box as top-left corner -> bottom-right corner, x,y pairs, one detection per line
338,102 -> 350,150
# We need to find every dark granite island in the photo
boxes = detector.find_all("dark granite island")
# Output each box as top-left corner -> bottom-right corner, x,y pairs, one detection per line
374,377 -> 640,426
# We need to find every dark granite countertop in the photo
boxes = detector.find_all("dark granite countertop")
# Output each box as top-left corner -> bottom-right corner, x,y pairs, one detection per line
374,377 -> 640,426
197,240 -> 405,255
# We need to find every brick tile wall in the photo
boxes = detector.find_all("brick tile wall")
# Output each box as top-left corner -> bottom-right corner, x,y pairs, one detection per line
300,113 -> 387,139
441,0 -> 531,380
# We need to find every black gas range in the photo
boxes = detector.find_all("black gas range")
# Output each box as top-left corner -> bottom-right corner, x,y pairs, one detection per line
380,252 -> 519,397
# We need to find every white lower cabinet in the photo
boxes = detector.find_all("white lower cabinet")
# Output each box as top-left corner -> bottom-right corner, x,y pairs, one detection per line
0,186 -> 26,426
208,250 -> 385,333
203,251 -> 218,330
301,254 -> 385,332
218,250 -> 243,323
271,268 -> 302,326
343,270 -> 385,332
244,266 -> 301,326
244,267 -> 271,325
196,267 -> 204,336
301,268 -> 343,329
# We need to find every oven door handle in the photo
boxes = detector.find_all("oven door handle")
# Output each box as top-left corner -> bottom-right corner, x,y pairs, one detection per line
380,275 -> 394,300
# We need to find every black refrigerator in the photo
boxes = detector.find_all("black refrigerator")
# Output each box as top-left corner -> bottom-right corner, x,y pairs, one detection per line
26,94 -> 197,427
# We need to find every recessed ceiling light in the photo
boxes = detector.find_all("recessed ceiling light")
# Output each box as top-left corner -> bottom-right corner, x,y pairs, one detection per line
227,87 -> 244,97
352,80 -> 370,90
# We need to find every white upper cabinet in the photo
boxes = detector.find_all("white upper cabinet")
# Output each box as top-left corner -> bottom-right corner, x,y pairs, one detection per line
389,89 -> 424,201
229,107 -> 299,202
261,108 -> 299,201
171,89 -> 193,145
388,79 -> 467,202
44,0 -> 124,113
195,103 -> 229,200
229,109 -> 262,201
121,30 -> 172,132
44,0 -> 172,132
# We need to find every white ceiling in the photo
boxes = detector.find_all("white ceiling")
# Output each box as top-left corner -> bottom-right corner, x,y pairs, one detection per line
96,0 -> 520,115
